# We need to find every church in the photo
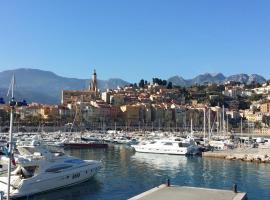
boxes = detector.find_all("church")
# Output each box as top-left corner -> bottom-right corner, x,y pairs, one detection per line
61,69 -> 99,105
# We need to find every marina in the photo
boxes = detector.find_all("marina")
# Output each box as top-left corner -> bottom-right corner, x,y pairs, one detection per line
2,144 -> 270,199
0,67 -> 269,200
1,1 -> 270,199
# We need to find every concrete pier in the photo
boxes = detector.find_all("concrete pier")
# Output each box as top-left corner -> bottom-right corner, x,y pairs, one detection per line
129,184 -> 247,200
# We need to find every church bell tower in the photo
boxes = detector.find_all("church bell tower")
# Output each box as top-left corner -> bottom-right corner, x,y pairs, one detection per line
89,69 -> 97,92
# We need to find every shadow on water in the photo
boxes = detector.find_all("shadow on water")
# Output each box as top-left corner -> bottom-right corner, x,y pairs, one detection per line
19,177 -> 102,200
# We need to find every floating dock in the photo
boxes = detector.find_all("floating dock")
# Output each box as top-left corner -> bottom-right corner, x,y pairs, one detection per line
129,184 -> 247,200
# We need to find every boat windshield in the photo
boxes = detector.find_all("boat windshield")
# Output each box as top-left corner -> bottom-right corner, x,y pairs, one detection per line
178,142 -> 190,148
164,142 -> 173,146
45,164 -> 73,173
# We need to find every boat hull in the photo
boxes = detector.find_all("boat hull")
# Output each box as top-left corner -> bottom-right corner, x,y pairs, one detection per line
132,145 -> 188,155
64,143 -> 108,149
1,161 -> 102,199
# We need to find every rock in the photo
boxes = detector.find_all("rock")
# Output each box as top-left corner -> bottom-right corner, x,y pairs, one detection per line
226,155 -> 236,160
245,155 -> 254,162
235,154 -> 245,160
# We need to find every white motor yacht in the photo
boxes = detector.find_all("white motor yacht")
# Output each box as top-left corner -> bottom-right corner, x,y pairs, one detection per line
0,143 -> 102,198
131,137 -> 201,155
209,139 -> 234,150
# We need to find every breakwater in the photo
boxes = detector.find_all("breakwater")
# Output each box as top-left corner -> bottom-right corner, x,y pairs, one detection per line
203,147 -> 270,163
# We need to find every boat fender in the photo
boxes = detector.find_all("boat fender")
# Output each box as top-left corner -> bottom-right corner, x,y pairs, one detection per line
0,191 -> 4,200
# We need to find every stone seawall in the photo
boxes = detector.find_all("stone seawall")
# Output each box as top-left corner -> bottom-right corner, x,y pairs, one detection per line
203,147 -> 270,163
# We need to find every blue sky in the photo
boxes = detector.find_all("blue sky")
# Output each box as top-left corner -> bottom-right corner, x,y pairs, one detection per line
0,0 -> 270,82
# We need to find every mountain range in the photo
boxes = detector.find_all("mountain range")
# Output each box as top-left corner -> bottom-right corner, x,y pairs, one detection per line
168,73 -> 266,87
0,68 -> 267,104
0,68 -> 129,104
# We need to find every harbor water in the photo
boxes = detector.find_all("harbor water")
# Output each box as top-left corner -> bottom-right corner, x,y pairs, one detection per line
22,145 -> 270,200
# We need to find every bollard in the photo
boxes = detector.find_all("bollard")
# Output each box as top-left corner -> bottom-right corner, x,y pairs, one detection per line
233,184 -> 238,193
167,179 -> 170,187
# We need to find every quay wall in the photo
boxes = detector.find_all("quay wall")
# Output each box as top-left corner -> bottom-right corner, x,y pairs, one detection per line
203,147 -> 270,163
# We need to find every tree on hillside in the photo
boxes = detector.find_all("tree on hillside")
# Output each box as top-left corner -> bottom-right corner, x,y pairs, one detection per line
144,80 -> 148,85
207,83 -> 224,93
236,96 -> 251,110
167,82 -> 173,89
139,79 -> 145,88
152,78 -> 168,86
162,80 -> 167,86
248,94 -> 263,102
262,115 -> 270,126
245,81 -> 261,89
209,95 -> 224,107
152,78 -> 162,85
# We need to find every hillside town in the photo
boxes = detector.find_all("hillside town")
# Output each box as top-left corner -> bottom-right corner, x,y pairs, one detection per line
0,69 -> 270,135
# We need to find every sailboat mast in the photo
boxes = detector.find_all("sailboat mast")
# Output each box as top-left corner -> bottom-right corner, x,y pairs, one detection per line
240,118 -> 243,145
222,105 -> 225,138
208,108 -> 211,140
191,118 -> 193,137
7,76 -> 15,200
217,110 -> 219,135
226,114 -> 229,135
203,108 -> 206,145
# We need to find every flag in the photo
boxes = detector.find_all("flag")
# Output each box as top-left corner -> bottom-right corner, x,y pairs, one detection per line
11,153 -> 16,166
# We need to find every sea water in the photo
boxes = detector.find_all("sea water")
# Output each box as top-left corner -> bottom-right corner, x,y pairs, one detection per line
26,145 -> 270,200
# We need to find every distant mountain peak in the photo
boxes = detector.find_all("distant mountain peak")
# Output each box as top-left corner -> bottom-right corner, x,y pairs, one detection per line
210,73 -> 220,76
168,72 -> 265,86
211,73 -> 225,78
3,67 -> 56,74
167,75 -> 187,86
225,73 -> 266,84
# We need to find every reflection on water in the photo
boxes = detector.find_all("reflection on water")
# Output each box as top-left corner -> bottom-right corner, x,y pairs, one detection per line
28,178 -> 101,200
131,152 -> 187,178
21,145 -> 270,200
